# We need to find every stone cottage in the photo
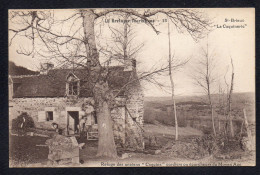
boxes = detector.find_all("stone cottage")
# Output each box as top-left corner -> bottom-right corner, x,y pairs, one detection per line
9,60 -> 144,150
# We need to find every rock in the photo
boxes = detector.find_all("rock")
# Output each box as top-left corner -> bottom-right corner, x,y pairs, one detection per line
121,153 -> 131,159
241,137 -> 253,151
26,132 -> 34,136
45,135 -> 80,165
154,150 -> 161,155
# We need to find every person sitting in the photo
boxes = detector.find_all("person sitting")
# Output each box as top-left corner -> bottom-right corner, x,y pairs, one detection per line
51,123 -> 62,135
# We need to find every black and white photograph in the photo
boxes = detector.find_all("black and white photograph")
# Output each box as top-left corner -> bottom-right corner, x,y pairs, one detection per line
8,8 -> 255,167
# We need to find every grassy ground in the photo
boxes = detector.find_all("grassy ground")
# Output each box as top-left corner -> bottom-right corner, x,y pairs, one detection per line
9,134 -> 49,167
9,123 -> 255,167
144,123 -> 203,137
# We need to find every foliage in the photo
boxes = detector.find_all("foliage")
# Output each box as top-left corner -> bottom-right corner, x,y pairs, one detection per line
194,134 -> 220,156
12,112 -> 35,132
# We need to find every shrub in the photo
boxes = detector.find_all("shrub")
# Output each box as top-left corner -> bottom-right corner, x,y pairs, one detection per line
12,112 -> 35,132
202,127 -> 213,135
195,134 -> 220,156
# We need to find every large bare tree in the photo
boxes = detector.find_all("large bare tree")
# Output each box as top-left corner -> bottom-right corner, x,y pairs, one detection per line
9,9 -> 211,158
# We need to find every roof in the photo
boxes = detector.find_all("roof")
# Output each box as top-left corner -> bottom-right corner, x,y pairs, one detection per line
11,67 -> 137,98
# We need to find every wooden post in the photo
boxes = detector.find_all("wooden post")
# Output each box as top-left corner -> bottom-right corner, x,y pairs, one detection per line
243,108 -> 253,150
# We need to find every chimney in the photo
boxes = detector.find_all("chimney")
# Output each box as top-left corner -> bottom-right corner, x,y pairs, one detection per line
124,59 -> 136,71
40,62 -> 54,75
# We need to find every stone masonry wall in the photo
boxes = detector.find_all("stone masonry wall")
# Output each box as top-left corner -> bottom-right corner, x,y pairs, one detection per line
9,97 -> 128,144
9,97 -> 89,130
125,83 -> 145,150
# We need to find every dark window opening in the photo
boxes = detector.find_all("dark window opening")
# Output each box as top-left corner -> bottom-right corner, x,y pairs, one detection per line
68,81 -> 79,95
46,111 -> 53,121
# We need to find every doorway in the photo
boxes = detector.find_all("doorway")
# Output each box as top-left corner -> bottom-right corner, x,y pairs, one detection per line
67,111 -> 79,134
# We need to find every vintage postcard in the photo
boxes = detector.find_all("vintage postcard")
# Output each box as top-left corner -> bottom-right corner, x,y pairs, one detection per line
8,8 -> 255,167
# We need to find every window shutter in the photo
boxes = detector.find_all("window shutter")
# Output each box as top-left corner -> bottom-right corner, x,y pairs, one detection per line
38,111 -> 46,122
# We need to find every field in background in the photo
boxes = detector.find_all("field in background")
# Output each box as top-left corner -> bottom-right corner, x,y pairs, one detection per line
144,122 -> 203,137
144,92 -> 255,134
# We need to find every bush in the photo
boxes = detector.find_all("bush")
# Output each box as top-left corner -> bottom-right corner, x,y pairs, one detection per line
195,134 -> 220,156
12,112 -> 35,132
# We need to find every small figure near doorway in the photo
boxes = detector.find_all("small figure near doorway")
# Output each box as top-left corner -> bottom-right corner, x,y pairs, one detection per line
79,117 -> 87,133
51,122 -> 62,135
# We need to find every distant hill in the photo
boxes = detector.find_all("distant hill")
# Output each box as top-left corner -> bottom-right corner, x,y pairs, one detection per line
145,92 -> 255,106
144,92 -> 255,128
9,61 -> 39,76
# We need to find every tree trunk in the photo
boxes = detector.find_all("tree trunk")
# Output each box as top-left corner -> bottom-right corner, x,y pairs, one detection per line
205,39 -> 216,137
123,14 -> 129,60
228,57 -> 235,137
96,101 -> 117,158
82,10 -> 99,67
168,20 -> 178,141
173,96 -> 178,140
169,72 -> 178,140
210,104 -> 216,136
228,102 -> 234,137
243,108 -> 253,150
81,9 -> 117,158
207,77 -> 216,136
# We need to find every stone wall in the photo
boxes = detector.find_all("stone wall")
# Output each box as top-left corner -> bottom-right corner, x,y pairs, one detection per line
9,97 -> 87,129
125,83 -> 145,150
9,85 -> 145,150
9,97 -> 127,144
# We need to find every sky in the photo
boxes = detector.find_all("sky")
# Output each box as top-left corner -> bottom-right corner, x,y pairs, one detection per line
9,8 -> 255,97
